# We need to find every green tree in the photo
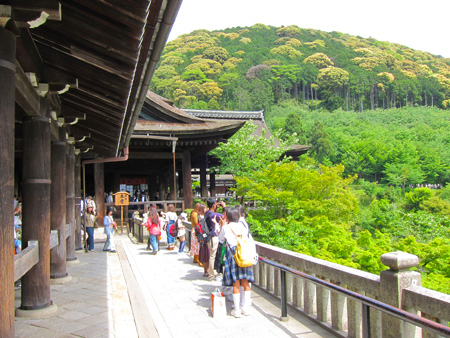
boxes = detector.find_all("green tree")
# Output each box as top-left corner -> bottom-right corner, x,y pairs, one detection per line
309,121 -> 332,163
283,113 -> 306,143
209,121 -> 298,178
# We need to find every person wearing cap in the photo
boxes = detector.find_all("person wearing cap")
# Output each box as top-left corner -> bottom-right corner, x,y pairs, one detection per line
177,212 -> 187,254
103,206 -> 117,252
83,201 -> 97,251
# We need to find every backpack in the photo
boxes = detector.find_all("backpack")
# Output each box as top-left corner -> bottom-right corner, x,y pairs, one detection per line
195,217 -> 212,243
168,220 -> 178,238
229,226 -> 258,268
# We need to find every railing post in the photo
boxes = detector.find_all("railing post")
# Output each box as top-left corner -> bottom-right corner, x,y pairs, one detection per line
316,277 -> 330,323
304,273 -> 316,315
380,251 -> 421,338
362,303 -> 371,338
280,270 -> 288,321
347,286 -> 363,338
292,275 -> 303,308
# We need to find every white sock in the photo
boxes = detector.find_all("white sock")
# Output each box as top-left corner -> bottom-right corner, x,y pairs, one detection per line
242,290 -> 252,314
239,286 -> 244,307
232,293 -> 241,316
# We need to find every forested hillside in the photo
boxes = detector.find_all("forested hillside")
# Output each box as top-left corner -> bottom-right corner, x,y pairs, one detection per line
151,24 -> 450,112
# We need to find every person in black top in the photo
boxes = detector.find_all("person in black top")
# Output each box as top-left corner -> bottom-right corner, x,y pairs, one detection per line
204,197 -> 225,279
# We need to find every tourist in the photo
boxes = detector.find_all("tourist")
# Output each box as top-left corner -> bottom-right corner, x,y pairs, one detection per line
103,206 -> 117,253
190,203 -> 201,264
218,207 -> 254,318
14,203 -> 22,254
106,191 -> 113,204
83,201 -> 97,251
177,212 -> 187,254
198,204 -> 210,277
163,204 -> 177,250
145,208 -> 161,255
205,197 -> 225,279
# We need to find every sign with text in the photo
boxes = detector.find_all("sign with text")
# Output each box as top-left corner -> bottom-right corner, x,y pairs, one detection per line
114,191 -> 130,206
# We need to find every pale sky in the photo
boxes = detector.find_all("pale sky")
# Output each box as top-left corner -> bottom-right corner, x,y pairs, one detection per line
169,0 -> 450,58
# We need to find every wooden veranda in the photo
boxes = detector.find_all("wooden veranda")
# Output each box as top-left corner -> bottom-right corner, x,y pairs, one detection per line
0,1 -> 182,336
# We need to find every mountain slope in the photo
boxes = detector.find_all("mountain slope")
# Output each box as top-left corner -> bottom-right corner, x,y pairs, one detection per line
151,24 -> 450,112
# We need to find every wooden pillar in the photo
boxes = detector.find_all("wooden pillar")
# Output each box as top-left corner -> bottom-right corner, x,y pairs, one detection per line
149,174 -> 157,200
182,150 -> 193,209
0,26 -> 16,337
50,140 -> 67,278
169,162 -> 176,200
74,154 -> 82,250
210,170 -> 216,198
112,171 -> 120,193
66,144 -> 76,261
94,162 -> 105,225
21,116 -> 52,310
200,156 -> 208,198
158,172 -> 165,200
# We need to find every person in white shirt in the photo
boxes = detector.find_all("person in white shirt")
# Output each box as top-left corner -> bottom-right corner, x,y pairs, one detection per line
217,207 -> 254,318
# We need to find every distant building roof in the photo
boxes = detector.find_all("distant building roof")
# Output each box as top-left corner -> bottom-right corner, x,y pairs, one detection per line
183,109 -> 264,121
183,108 -> 311,158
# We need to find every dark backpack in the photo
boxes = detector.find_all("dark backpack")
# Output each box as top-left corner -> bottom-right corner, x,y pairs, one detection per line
195,217 -> 212,243
168,220 -> 178,238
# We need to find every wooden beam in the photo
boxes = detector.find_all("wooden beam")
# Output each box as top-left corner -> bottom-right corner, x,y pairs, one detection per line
14,241 -> 39,282
16,28 -> 44,80
15,60 -> 40,116
13,1 -> 61,21
61,104 -> 86,120
50,230 -> 58,249
44,65 -> 78,86
130,152 -> 182,160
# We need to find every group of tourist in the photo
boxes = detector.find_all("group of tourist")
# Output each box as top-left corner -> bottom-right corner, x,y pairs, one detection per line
80,195 -> 256,318
189,198 -> 254,318
142,198 -> 255,318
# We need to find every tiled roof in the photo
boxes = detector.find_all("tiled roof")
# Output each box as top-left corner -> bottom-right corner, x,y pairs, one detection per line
183,109 -> 264,120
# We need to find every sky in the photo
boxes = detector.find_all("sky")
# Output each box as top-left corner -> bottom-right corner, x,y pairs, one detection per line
169,0 -> 450,58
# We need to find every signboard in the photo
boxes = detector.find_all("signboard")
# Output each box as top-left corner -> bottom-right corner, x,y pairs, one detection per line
114,191 -> 130,206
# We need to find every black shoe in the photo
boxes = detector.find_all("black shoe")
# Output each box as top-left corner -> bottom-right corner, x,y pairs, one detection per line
109,250 -> 117,253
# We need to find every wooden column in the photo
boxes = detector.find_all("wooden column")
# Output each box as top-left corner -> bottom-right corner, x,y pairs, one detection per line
0,26 -> 16,337
200,156 -> 208,198
169,162 -> 176,200
149,174 -> 157,200
210,170 -> 216,198
158,172 -> 165,200
112,171 -> 120,193
50,140 -> 67,278
74,154 -> 82,250
21,116 -> 52,310
182,150 -> 193,209
66,144 -> 76,261
94,162 -> 105,225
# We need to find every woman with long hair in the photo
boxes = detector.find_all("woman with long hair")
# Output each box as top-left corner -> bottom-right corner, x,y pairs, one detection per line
198,204 -> 210,277
103,206 -> 117,253
190,203 -> 201,263
146,208 -> 161,255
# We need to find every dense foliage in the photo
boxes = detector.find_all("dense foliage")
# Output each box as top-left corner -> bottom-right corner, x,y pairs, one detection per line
234,161 -> 450,294
265,103 -> 450,186
152,24 -> 450,112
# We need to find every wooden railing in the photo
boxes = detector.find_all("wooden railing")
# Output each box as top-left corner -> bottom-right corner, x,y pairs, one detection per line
14,223 -> 71,282
255,242 -> 450,338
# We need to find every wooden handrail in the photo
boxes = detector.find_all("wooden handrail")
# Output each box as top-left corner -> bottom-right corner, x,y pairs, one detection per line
14,240 -> 39,282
